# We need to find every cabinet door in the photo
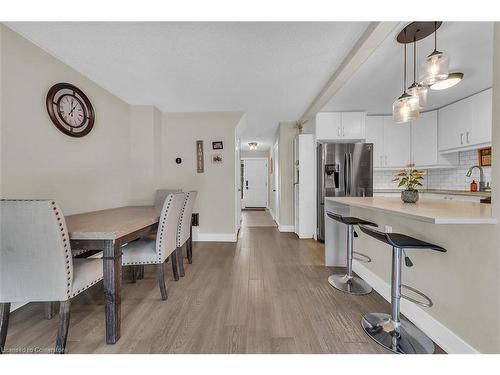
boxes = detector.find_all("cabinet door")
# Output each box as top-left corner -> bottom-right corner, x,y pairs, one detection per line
469,88 -> 492,146
383,116 -> 411,168
341,112 -> 365,140
315,112 -> 342,141
412,111 -> 438,167
365,116 -> 384,167
438,99 -> 471,151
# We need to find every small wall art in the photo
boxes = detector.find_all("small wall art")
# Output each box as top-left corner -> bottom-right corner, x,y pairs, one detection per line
196,140 -> 204,173
212,153 -> 223,164
478,147 -> 491,167
212,141 -> 223,150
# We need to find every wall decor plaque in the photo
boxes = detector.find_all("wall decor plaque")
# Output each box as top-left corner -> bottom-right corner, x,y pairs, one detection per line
478,147 -> 491,167
196,140 -> 204,173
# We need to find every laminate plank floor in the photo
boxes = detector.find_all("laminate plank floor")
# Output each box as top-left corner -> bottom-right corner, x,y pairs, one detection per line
241,209 -> 277,227
3,226 -> 443,354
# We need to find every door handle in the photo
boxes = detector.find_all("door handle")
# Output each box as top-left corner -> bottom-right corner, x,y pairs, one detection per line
348,153 -> 352,195
343,153 -> 348,193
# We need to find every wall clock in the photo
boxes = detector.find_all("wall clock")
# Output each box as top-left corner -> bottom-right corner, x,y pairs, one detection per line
46,83 -> 95,137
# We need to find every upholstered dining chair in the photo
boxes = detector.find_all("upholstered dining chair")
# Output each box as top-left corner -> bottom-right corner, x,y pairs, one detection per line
0,200 -> 103,354
175,191 -> 198,277
121,192 -> 185,300
154,189 -> 182,214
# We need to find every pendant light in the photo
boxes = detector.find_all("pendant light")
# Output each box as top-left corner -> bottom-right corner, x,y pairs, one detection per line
393,41 -> 419,124
430,72 -> 464,90
419,22 -> 449,86
407,36 -> 428,110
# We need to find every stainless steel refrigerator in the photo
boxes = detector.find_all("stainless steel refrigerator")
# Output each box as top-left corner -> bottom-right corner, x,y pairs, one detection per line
317,143 -> 373,242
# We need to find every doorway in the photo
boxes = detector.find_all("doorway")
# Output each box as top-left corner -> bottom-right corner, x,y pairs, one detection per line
242,158 -> 268,208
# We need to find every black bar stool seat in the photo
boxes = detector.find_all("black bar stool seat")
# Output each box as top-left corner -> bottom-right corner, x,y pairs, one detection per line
326,212 -> 377,295
358,224 -> 447,354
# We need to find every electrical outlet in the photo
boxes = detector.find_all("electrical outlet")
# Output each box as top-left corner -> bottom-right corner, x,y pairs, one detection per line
385,225 -> 393,233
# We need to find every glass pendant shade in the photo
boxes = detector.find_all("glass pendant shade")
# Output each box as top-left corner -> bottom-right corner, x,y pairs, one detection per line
407,83 -> 428,109
392,93 -> 420,123
418,50 -> 449,86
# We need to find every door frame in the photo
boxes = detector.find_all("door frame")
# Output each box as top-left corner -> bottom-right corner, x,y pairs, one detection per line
241,157 -> 269,209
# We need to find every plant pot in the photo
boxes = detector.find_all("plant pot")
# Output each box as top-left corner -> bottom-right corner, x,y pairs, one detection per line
401,189 -> 419,203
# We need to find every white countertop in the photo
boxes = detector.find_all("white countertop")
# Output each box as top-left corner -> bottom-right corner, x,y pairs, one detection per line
326,197 -> 497,224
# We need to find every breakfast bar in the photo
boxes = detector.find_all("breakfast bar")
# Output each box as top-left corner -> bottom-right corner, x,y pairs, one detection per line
324,196 -> 499,353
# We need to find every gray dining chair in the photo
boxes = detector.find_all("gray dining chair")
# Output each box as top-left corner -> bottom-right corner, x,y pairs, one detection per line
0,200 -> 104,354
175,191 -> 198,277
121,192 -> 185,300
154,189 -> 182,214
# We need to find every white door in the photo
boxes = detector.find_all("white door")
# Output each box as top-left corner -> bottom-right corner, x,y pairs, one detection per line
244,158 -> 268,208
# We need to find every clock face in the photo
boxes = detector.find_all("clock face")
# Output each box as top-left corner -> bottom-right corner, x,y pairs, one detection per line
46,83 -> 95,137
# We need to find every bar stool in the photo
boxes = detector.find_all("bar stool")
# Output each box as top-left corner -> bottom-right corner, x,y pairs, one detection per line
326,212 -> 377,295
358,224 -> 446,354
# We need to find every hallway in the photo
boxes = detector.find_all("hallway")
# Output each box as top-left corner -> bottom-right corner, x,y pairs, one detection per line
241,209 -> 277,227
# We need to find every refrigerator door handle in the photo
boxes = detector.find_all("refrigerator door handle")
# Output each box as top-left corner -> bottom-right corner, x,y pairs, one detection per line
348,153 -> 353,195
343,153 -> 347,194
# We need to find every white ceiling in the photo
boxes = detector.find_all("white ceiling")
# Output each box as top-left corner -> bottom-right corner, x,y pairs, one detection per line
323,22 -> 494,114
5,22 -> 370,150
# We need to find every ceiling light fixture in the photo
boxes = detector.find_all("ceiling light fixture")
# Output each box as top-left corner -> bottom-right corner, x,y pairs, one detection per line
393,39 -> 419,124
418,22 -> 449,86
430,72 -> 464,90
407,35 -> 428,110
248,142 -> 258,150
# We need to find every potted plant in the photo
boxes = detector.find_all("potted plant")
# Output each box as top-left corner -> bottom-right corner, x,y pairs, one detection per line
393,163 -> 425,203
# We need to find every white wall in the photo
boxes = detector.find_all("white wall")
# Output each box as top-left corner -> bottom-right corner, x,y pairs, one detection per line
160,112 -> 242,240
1,25 -> 131,215
277,122 -> 298,229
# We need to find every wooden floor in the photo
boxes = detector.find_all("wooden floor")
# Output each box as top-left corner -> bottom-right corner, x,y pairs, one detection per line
4,226 -> 442,354
241,209 -> 277,227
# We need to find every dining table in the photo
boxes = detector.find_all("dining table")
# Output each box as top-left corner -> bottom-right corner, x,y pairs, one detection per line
65,206 -> 160,344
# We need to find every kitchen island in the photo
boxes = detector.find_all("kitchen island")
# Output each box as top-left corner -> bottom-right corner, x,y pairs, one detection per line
324,196 -> 498,354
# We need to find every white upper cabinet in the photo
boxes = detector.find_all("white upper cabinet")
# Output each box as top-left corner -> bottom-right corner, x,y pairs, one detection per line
315,112 -> 365,141
469,88 -> 492,146
365,116 -> 384,167
438,89 -> 492,153
412,111 -> 458,167
341,112 -> 365,139
383,116 -> 411,168
412,111 -> 438,166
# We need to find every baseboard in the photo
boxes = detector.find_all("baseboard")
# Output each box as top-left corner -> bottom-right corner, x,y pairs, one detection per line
353,260 -> 479,354
192,228 -> 237,242
278,225 -> 295,232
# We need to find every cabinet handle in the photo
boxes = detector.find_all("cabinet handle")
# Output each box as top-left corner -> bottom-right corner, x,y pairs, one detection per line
337,126 -> 341,137
380,156 -> 383,166
342,126 -> 345,137
385,155 -> 388,166
466,131 -> 470,144
460,133 -> 464,145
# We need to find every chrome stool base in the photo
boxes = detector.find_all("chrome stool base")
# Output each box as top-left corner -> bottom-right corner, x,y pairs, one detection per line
328,274 -> 373,295
361,312 -> 435,354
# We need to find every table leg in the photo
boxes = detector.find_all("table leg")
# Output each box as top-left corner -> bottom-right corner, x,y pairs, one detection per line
103,239 -> 122,344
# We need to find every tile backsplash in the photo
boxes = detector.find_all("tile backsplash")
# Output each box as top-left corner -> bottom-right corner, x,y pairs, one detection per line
373,149 -> 492,191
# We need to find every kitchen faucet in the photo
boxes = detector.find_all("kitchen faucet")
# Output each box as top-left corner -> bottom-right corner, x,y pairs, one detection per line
466,165 -> 487,191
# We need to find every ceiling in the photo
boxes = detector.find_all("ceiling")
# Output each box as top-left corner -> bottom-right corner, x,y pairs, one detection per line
323,22 -> 494,114
5,22 -> 370,151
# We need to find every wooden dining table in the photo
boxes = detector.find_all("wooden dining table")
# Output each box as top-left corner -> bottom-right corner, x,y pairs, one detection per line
65,206 -> 160,344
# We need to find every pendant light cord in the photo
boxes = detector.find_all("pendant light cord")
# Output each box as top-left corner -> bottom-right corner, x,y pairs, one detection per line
413,36 -> 417,84
403,37 -> 407,93
434,21 -> 437,51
